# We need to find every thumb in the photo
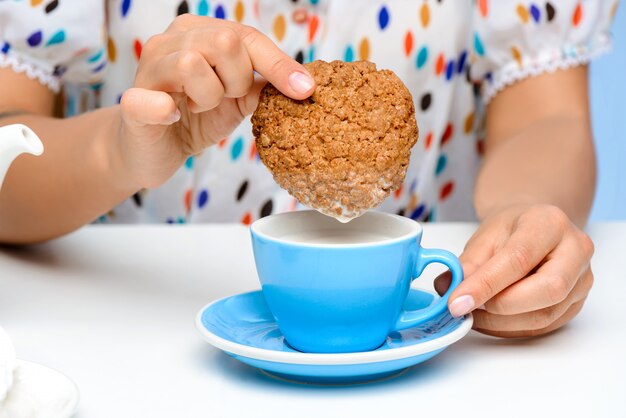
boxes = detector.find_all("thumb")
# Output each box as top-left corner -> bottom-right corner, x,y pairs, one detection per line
237,77 -> 268,117
120,88 -> 180,127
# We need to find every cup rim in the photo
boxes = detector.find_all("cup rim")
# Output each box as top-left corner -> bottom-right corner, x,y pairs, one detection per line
250,210 -> 422,248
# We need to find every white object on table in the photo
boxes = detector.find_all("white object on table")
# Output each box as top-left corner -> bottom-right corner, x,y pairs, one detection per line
1,223 -> 625,418
0,360 -> 79,418
0,123 -> 44,189
1,326 -> 78,418
0,327 -> 16,403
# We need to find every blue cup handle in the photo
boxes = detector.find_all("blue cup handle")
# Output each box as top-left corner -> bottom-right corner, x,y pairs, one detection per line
393,247 -> 464,331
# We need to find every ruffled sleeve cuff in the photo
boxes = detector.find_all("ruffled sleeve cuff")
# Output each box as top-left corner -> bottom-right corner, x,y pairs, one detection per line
470,0 -> 618,103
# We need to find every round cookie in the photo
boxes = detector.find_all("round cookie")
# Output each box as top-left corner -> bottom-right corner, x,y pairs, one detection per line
252,60 -> 418,222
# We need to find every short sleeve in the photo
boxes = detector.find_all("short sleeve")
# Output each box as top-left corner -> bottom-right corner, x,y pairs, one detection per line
470,0 -> 618,102
0,0 -> 106,92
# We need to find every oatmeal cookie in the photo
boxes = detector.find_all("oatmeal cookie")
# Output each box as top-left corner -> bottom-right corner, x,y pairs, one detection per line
252,60 -> 418,221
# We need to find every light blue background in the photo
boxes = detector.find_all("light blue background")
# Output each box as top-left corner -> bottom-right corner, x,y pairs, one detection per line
590,5 -> 626,221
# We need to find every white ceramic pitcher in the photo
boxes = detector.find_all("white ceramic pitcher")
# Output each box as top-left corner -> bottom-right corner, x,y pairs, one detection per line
0,125 -> 74,414
0,124 -> 44,189
0,124 -> 42,403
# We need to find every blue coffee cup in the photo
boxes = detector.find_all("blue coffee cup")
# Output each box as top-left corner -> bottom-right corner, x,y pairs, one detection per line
250,210 -> 463,353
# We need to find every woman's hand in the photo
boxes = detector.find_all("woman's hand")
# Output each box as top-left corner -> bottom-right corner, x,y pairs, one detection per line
435,204 -> 595,338
115,14 -> 315,189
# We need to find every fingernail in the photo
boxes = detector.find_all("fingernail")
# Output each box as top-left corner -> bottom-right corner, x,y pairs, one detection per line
288,71 -> 315,94
449,295 -> 475,318
169,109 -> 181,123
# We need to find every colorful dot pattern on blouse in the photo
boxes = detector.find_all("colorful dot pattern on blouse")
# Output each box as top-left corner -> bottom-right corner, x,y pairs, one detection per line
0,0 -> 618,225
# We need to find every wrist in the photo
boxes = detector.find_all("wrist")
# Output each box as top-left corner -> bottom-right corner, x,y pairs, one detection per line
91,106 -> 143,195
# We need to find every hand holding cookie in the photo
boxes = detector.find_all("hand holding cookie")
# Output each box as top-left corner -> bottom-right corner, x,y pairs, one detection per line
252,60 -> 419,222
116,15 -> 316,190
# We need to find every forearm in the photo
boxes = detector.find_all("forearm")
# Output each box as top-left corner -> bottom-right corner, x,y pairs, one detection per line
474,115 -> 595,227
0,107 -> 139,244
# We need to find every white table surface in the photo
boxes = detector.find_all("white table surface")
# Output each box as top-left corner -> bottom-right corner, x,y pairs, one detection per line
1,223 -> 625,418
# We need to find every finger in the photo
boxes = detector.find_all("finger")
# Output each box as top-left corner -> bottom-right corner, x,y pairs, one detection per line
484,234 -> 593,315
120,88 -> 180,126
448,218 -> 563,317
233,25 -> 315,99
472,269 -> 592,332
153,27 -> 255,99
195,78 -> 267,141
434,272 -> 451,297
138,51 -> 225,112
186,78 -> 267,144
458,220 -> 509,266
189,27 -> 254,98
434,260 -> 480,296
434,221 -> 506,296
474,298 -> 587,338
163,15 -> 314,99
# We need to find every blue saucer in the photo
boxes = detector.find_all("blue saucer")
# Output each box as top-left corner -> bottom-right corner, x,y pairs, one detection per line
196,289 -> 472,384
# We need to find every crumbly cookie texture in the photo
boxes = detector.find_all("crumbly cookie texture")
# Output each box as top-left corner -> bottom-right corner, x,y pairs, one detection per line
252,60 -> 419,222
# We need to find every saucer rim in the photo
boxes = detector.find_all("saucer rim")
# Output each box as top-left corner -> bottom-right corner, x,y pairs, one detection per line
195,289 -> 473,366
